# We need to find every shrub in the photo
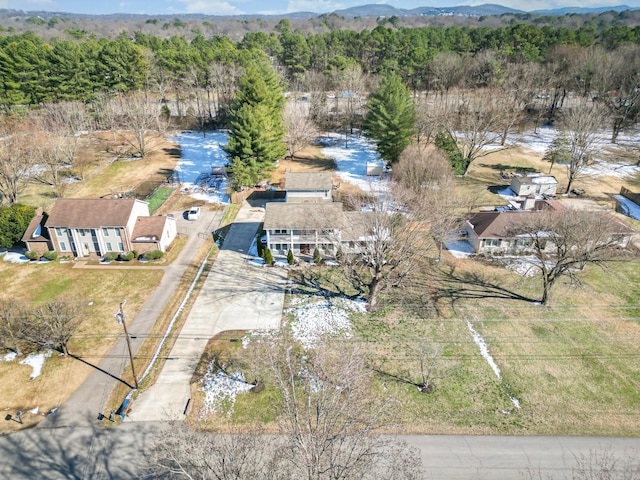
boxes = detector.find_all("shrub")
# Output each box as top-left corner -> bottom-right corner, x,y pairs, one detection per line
287,249 -> 295,265
313,247 -> 321,264
118,252 -> 135,261
263,248 -> 273,265
42,251 -> 58,261
256,236 -> 264,257
25,250 -> 38,260
336,248 -> 344,263
0,204 -> 36,249
103,252 -> 118,262
143,250 -> 164,260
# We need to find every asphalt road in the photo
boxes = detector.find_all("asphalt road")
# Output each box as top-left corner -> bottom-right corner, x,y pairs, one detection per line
37,208 -> 223,428
2,424 -> 639,479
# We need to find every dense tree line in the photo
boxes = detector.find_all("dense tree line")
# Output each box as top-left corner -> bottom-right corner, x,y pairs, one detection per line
3,22 -> 640,112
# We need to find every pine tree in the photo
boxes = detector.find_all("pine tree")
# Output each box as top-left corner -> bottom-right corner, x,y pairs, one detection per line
364,74 -> 416,166
313,247 -> 321,264
224,63 -> 286,190
287,248 -> 295,265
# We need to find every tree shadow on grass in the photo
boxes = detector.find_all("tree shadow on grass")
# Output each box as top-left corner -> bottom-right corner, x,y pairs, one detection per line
291,268 -> 361,301
424,263 -> 537,312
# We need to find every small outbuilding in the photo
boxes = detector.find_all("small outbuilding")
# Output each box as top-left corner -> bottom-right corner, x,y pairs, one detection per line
510,174 -> 558,197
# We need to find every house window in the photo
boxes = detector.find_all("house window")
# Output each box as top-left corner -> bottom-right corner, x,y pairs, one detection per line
93,241 -> 100,252
106,242 -> 112,251
55,227 -> 65,237
484,238 -> 500,247
274,229 -> 288,234
59,241 -> 67,251
102,228 -> 109,236
118,242 -> 124,252
515,239 -> 532,248
115,229 -> 122,238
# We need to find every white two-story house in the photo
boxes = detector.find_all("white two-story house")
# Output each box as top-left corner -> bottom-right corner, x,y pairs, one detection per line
22,198 -> 176,258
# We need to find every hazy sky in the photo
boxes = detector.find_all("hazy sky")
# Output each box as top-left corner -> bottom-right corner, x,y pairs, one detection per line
13,0 -> 640,16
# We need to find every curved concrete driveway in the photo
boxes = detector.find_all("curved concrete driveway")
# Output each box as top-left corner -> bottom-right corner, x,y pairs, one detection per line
128,201 -> 287,421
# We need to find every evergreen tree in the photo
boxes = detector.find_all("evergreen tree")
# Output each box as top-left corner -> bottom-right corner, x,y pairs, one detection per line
224,63 -> 286,190
287,248 -> 295,265
363,74 -> 416,166
435,131 -> 467,175
543,134 -> 571,174
313,247 -> 321,264
0,204 -> 35,249
263,247 -> 274,265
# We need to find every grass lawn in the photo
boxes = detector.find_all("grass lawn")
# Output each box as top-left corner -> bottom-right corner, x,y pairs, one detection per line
186,254 -> 640,436
146,185 -> 177,214
0,260 -> 164,432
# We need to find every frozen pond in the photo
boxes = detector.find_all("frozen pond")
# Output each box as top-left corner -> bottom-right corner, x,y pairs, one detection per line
173,130 -> 230,204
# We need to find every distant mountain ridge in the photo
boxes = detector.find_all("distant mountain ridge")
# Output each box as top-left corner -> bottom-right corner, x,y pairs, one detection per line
7,3 -> 640,19
332,3 -> 523,17
331,3 -> 637,18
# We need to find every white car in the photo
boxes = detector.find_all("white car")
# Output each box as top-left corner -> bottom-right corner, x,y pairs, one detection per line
187,206 -> 201,221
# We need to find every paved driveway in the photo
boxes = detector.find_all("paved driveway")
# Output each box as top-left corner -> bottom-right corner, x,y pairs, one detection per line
128,202 -> 287,421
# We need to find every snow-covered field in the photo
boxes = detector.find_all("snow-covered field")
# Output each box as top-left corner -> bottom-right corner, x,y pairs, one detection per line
172,130 -> 230,204
319,133 -> 389,198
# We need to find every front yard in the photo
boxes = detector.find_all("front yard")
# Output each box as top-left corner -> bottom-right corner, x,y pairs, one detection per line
186,253 -> 640,436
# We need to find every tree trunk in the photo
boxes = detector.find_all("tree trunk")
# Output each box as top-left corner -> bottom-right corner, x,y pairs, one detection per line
541,276 -> 552,305
367,277 -> 383,312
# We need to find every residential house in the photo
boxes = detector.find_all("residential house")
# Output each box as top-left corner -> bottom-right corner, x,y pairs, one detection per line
284,172 -> 333,203
464,199 -> 635,255
22,198 -> 177,258
510,174 -> 558,197
264,202 -> 344,256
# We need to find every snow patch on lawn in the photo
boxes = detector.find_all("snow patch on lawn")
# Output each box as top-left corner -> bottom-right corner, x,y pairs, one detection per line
200,358 -> 254,417
466,320 -> 521,410
286,295 -> 366,349
1,251 -> 30,264
2,351 -> 17,362
613,194 -> 640,220
19,350 -> 52,380
445,239 -> 474,258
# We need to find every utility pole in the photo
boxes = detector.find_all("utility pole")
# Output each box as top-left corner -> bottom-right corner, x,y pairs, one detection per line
116,300 -> 139,389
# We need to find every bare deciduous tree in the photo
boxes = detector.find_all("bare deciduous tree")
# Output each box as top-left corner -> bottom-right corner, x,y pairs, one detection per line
429,52 -> 464,95
106,92 -> 168,159
558,104 -> 606,194
507,208 -> 632,305
338,185 -> 430,311
0,127 -> 37,205
284,98 -> 319,158
264,335 -> 424,480
145,423 -> 275,480
394,145 -> 463,260
440,90 -> 506,174
374,341 -> 457,394
30,300 -> 83,356
144,336 -> 424,480
0,301 -> 33,357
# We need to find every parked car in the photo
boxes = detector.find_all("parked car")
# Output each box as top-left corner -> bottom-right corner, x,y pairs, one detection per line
187,206 -> 201,220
